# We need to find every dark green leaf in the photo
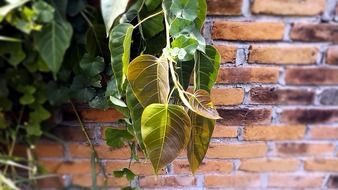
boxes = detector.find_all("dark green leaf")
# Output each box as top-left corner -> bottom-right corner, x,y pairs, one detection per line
176,59 -> 194,90
145,0 -> 162,11
32,1 -> 54,23
170,0 -> 197,21
89,95 -> 109,109
113,168 -> 135,181
0,42 -> 26,66
79,54 -> 105,77
105,128 -> 134,148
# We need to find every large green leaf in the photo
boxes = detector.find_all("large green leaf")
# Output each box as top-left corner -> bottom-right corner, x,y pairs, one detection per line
141,104 -> 191,173
189,89 -> 221,120
195,0 -> 206,29
170,0 -> 197,21
126,85 -> 144,150
145,0 -> 162,11
127,55 -> 170,107
34,19 -> 73,77
176,59 -> 194,90
194,45 -> 221,92
109,23 -> 134,95
141,13 -> 164,39
101,0 -> 131,35
187,111 -> 215,173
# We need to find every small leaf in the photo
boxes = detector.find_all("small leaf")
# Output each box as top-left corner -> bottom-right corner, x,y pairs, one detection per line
142,104 -> 191,173
34,18 -> 73,77
113,168 -> 135,181
0,42 -> 26,66
0,0 -> 30,22
110,96 -> 127,107
101,0 -> 132,34
187,112 -> 215,173
194,45 -> 221,92
189,89 -> 221,120
19,94 -> 35,105
170,0 -> 198,21
89,95 -> 109,109
109,23 -> 134,95
105,128 -> 133,149
32,0 -> 54,23
79,54 -> 105,77
171,35 -> 198,61
127,55 -> 170,107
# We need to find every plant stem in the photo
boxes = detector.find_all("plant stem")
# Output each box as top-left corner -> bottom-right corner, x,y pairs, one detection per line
134,10 -> 164,29
70,101 -> 108,185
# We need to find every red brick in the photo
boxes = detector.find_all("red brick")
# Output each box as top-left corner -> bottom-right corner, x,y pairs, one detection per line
37,176 -> 64,189
51,125 -> 96,141
72,175 -> 129,188
212,21 -> 284,41
211,88 -> 244,105
217,67 -> 279,84
68,143 -> 137,159
252,0 -> 325,16
243,125 -> 306,140
285,67 -> 338,85
305,159 -> 338,172
291,23 -> 338,43
218,108 -> 272,125
212,125 -> 238,138
281,109 -> 338,124
207,0 -> 243,16
39,160 -> 64,173
206,143 -> 267,159
173,159 -> 233,174
205,174 -> 261,188
62,108 -> 123,122
310,126 -> 338,139
240,158 -> 299,172
269,175 -> 324,188
274,143 -> 335,156
35,143 -> 64,158
139,175 -> 196,188
249,45 -> 318,64
327,46 -> 338,65
249,87 -> 315,105
105,160 -> 166,176
214,44 -> 237,63
56,160 -> 97,175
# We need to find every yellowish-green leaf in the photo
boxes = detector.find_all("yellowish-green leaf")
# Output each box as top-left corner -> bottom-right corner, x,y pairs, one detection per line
127,55 -> 170,107
141,104 -> 191,173
189,89 -> 221,120
187,111 -> 215,174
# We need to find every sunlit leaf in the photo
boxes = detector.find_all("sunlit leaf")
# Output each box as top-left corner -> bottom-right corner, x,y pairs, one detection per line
0,0 -> 30,22
189,89 -> 221,120
187,111 -> 215,173
109,23 -> 134,95
141,104 -> 191,173
101,0 -> 132,35
127,55 -> 169,107
194,45 -> 221,92
0,35 -> 21,42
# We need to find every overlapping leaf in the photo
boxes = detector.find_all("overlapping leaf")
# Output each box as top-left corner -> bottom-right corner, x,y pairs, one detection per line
109,23 -> 134,95
141,104 -> 191,173
189,89 -> 221,120
127,55 -> 170,107
187,111 -> 215,173
194,45 -> 221,92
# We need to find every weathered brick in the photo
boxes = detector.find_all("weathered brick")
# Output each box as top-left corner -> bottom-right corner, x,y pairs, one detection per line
207,0 -> 243,16
305,159 -> 338,172
243,125 -> 305,140
269,175 -> 324,188
14,143 -> 64,158
62,108 -> 123,123
39,160 -> 64,173
53,160 -> 98,175
328,175 -> 338,189
217,67 -> 280,84
310,126 -> 338,139
291,23 -> 338,43
139,175 -> 196,188
281,109 -> 338,124
51,125 -> 96,141
211,88 -> 244,105
286,67 -> 338,85
214,44 -> 237,63
250,87 -> 315,105
37,176 -> 64,189
327,46 -> 338,65
212,21 -> 284,41
212,125 -> 238,138
173,159 -> 233,174
274,143 -> 335,156
240,158 -> 299,172
251,0 -> 325,16
206,143 -> 267,159
320,89 -> 338,105
218,108 -> 272,125
68,143 -> 136,159
72,175 -> 129,188
105,160 -> 166,176
204,174 -> 261,188
249,45 -> 318,64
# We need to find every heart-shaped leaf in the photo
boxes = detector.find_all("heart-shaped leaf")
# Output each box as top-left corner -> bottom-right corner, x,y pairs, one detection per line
127,55 -> 170,107
141,104 -> 191,173
109,23 -> 134,95
187,111 -> 215,173
189,89 -> 221,120
194,45 -> 221,92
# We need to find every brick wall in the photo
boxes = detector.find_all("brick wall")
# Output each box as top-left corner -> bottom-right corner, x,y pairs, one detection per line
35,0 -> 338,189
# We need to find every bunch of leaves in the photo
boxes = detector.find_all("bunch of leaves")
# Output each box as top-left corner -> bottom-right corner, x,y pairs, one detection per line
103,0 -> 221,174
